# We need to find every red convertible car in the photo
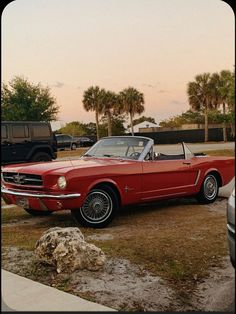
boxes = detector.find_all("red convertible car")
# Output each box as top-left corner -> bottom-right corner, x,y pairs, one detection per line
1,136 -> 235,228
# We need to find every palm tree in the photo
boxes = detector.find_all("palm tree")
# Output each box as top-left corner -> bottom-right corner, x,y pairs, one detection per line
119,87 -> 145,135
82,86 -> 103,140
208,72 -> 221,109
99,90 -> 117,136
218,70 -> 234,141
187,73 -> 212,142
227,70 -> 235,138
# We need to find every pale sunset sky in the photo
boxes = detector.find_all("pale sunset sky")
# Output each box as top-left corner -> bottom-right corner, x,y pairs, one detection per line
2,0 -> 234,130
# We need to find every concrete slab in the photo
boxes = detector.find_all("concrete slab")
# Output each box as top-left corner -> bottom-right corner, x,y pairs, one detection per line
219,178 -> 235,198
2,269 -> 116,312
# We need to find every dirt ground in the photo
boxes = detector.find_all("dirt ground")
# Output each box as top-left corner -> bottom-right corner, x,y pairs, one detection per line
1,198 -> 235,312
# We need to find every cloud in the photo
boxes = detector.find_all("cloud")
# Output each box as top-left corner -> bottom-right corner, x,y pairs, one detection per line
158,89 -> 169,93
52,81 -> 64,88
169,100 -> 186,106
142,83 -> 157,88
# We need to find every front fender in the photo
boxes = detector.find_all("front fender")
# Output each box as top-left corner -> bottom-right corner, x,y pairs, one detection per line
87,178 -> 122,197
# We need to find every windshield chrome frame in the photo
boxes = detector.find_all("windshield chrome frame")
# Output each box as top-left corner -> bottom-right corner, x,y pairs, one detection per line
82,136 -> 154,162
182,142 -> 194,160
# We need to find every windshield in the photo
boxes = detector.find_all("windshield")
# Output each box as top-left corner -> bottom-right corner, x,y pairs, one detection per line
83,137 -> 149,160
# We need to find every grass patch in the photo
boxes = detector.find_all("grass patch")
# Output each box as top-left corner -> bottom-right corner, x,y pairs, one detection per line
1,205 -> 30,223
57,148 -> 88,158
1,225 -> 45,250
201,149 -> 234,157
1,193 -> 229,298
2,200 -> 228,292
88,199 -> 229,293
1,210 -> 94,250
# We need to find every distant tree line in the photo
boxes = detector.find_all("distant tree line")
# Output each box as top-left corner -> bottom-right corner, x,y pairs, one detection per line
160,70 -> 235,141
56,114 -> 127,138
2,70 -> 234,142
159,108 -> 233,128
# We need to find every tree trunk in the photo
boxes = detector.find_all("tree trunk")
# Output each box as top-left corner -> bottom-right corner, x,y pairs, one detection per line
222,102 -> 227,142
230,122 -> 235,139
107,110 -> 112,136
95,110 -> 100,141
130,113 -> 134,136
204,104 -> 208,142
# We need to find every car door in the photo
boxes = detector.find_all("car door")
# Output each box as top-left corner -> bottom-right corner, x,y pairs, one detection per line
140,143 -> 199,201
55,135 -> 60,148
64,135 -> 72,149
57,135 -> 66,148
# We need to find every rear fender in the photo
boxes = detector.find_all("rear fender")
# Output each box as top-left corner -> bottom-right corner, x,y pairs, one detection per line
200,168 -> 223,186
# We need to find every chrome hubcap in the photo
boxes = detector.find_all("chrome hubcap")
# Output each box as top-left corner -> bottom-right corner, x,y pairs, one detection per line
80,191 -> 112,223
204,175 -> 217,200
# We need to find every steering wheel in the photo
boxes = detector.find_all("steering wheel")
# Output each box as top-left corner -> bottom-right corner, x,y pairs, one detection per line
129,152 -> 141,159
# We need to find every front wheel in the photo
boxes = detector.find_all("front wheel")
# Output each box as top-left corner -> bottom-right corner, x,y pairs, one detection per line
71,186 -> 119,228
24,208 -> 53,216
196,174 -> 219,204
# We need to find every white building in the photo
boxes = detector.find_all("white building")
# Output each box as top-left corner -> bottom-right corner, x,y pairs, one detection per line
126,121 -> 158,133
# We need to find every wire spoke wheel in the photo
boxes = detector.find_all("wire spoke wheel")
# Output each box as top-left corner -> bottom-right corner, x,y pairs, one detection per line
197,173 -> 219,204
71,186 -> 119,228
203,175 -> 218,200
80,190 -> 113,224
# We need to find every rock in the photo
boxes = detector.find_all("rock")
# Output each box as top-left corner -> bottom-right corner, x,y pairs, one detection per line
35,227 -> 106,273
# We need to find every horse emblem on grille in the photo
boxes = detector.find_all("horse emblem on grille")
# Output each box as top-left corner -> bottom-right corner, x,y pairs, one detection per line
13,174 -> 26,184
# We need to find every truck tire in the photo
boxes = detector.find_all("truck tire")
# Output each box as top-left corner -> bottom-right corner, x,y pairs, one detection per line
31,152 -> 52,162
71,143 -> 77,150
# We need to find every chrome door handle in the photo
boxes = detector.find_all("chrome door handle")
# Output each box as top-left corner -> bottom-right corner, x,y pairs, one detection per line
183,161 -> 191,165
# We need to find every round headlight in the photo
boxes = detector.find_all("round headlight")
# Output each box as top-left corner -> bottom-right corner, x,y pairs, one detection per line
57,176 -> 67,189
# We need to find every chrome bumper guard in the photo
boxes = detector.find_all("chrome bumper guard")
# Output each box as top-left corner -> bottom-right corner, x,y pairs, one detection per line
1,187 -> 81,199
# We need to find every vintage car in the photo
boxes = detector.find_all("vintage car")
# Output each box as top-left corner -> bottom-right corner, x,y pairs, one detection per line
1,136 -> 235,228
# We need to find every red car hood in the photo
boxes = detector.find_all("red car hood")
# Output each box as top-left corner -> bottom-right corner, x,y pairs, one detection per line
2,157 -> 136,175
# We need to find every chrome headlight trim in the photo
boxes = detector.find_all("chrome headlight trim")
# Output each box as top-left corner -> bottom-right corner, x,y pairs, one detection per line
57,176 -> 67,190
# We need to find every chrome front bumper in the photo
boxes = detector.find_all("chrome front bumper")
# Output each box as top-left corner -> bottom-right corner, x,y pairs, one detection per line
1,187 -> 81,199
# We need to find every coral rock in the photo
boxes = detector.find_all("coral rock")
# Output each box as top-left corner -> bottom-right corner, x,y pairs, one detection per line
35,227 -> 106,273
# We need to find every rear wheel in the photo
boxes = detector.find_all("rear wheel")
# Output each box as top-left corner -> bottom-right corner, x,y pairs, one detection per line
196,174 -> 219,204
71,185 -> 119,228
31,152 -> 52,162
24,208 -> 53,216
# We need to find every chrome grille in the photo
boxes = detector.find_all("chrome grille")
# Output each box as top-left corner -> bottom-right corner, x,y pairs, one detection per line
2,172 -> 43,186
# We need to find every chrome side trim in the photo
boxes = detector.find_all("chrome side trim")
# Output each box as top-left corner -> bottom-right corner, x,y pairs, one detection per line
194,170 -> 201,186
142,191 -> 187,201
227,223 -> 235,234
1,187 -> 81,199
